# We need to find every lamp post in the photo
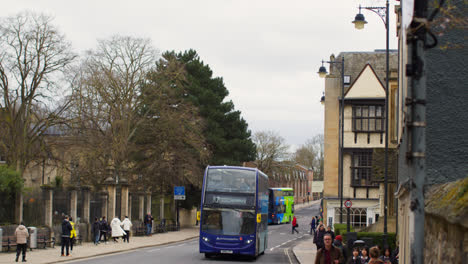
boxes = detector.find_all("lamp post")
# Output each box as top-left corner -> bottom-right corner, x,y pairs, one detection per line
353,0 -> 390,246
318,57 -> 345,228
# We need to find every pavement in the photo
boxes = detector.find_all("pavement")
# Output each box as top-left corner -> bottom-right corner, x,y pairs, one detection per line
0,200 -> 320,264
0,227 -> 199,264
292,200 -> 320,264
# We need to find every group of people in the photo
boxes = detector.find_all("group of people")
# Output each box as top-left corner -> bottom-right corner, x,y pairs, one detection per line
91,215 -> 133,245
310,216 -> 399,264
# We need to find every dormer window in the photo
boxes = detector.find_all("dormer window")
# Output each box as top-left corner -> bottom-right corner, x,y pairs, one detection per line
352,105 -> 385,132
344,75 -> 351,85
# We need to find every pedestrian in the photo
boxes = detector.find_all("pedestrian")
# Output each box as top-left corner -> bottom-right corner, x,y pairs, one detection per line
14,221 -> 29,262
92,218 -> 100,245
314,233 -> 344,264
391,244 -> 399,264
325,225 -> 335,241
348,247 -> 362,264
292,216 -> 299,234
310,216 -> 316,235
61,215 -> 72,257
69,217 -> 77,253
360,247 -> 370,264
368,246 -> 384,264
333,235 -> 347,261
121,216 -> 132,243
380,247 -> 392,264
313,224 -> 326,250
144,212 -> 153,236
100,216 -> 109,244
110,216 -> 125,242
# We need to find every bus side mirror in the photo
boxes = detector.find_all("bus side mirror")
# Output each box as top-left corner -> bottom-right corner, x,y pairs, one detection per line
257,213 -> 261,223
197,211 -> 201,221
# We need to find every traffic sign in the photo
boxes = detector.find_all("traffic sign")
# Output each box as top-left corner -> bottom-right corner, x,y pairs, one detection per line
174,186 -> 186,200
344,200 -> 352,208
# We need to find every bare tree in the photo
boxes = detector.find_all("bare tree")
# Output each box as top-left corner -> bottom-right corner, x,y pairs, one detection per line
68,35 -> 158,185
253,130 -> 290,174
293,134 -> 324,180
0,12 -> 76,176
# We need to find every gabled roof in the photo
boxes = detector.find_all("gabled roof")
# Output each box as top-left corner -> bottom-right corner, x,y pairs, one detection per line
345,64 -> 386,99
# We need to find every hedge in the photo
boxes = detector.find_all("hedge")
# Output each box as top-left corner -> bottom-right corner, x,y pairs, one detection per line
333,223 -> 355,236
343,232 -> 397,249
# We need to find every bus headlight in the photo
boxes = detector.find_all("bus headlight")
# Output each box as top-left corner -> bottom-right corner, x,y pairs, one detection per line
246,239 -> 253,244
202,237 -> 210,242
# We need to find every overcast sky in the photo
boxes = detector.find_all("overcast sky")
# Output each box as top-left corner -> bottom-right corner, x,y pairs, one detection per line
2,0 -> 398,151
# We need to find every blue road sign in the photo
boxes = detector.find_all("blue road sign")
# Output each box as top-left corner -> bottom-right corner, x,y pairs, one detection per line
174,186 -> 186,200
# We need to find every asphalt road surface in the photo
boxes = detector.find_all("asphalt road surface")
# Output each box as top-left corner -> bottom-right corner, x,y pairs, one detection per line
69,202 -> 320,264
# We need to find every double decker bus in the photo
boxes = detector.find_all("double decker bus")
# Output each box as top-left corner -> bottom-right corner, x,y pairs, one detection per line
268,187 -> 294,225
199,166 -> 268,258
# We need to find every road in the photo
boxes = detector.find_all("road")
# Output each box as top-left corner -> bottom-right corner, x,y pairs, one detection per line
69,202 -> 320,264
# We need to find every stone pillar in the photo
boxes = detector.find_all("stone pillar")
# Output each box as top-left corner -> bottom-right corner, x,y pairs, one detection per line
160,196 -> 165,220
70,189 -> 78,221
42,187 -> 53,227
121,185 -> 129,218
106,184 -> 116,220
146,193 -> 152,215
82,187 -> 91,223
15,192 -> 23,224
128,194 -> 132,220
100,192 -> 108,219
139,194 -> 145,221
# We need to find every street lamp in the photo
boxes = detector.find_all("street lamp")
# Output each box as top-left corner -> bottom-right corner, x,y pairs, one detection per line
353,0 -> 390,246
318,56 -> 345,228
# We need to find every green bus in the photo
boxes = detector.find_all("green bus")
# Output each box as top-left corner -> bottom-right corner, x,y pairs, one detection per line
268,187 -> 294,224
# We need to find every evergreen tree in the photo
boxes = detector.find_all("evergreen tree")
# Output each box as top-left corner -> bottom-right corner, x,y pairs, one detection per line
175,50 -> 256,166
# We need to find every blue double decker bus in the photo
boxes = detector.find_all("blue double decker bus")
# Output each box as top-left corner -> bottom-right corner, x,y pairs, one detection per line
199,166 -> 268,258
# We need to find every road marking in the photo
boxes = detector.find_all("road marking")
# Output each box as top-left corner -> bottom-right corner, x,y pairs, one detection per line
285,248 -> 293,264
178,243 -> 186,246
165,246 -> 175,249
147,248 -> 160,252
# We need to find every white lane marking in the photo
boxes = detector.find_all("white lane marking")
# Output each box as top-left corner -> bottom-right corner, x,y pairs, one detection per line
178,243 -> 186,246
165,246 -> 175,249
147,248 -> 161,252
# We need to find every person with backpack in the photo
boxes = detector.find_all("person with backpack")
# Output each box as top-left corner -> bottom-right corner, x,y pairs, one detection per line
314,224 -> 326,250
61,216 -> 72,257
92,218 -> 100,245
69,217 -> 77,253
99,216 -> 109,244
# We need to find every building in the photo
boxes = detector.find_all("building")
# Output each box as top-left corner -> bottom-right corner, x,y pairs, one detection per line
394,2 -> 468,263
321,51 -> 398,229
243,161 -> 313,203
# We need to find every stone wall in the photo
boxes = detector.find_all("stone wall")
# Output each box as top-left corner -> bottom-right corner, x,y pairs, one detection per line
424,214 -> 468,264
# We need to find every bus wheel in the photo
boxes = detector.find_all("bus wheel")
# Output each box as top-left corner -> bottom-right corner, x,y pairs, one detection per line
205,253 -> 214,258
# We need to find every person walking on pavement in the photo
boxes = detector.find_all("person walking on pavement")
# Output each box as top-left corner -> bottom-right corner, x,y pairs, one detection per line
110,216 -> 125,242
61,215 -> 72,257
92,218 -> 100,245
314,224 -> 326,250
314,233 -> 344,264
69,217 -> 77,253
348,248 -> 362,264
14,222 -> 29,262
121,216 -> 132,243
368,247 -> 384,264
333,235 -> 347,261
144,212 -> 153,236
310,216 -> 317,235
325,225 -> 336,241
100,216 -> 109,244
291,216 -> 299,234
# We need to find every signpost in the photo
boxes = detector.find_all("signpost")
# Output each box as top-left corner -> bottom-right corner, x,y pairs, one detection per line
345,199 -> 351,232
174,186 -> 185,229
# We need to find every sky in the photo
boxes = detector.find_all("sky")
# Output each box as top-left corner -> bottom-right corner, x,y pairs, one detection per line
2,0 -> 399,151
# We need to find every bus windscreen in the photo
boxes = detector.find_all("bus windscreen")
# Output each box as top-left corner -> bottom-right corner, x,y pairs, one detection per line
201,208 -> 256,236
205,168 -> 256,193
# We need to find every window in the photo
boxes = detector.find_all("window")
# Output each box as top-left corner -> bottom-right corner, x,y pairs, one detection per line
352,105 -> 385,132
335,208 -> 367,227
351,150 -> 377,187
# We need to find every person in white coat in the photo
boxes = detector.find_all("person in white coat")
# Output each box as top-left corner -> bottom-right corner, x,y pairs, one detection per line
110,216 -> 126,242
121,216 -> 132,243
